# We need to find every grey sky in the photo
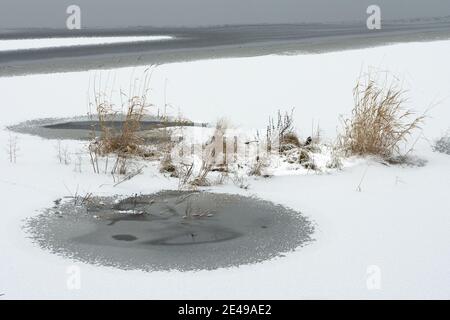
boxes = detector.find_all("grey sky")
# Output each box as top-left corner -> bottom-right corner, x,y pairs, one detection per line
1,0 -> 450,29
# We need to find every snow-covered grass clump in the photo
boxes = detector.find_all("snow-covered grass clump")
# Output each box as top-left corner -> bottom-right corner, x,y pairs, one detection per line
433,133 -> 450,155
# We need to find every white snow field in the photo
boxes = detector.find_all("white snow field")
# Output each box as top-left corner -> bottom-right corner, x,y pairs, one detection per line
0,40 -> 449,299
0,35 -> 173,51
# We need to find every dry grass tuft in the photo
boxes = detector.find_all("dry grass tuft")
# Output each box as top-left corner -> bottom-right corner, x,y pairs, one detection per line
6,133 -> 19,163
339,73 -> 424,159
191,119 -> 229,186
267,109 -> 298,152
326,144 -> 344,169
92,95 -> 148,156
175,119 -> 229,189
87,71 -> 153,175
249,155 -> 271,177
160,153 -> 177,176
281,132 -> 301,149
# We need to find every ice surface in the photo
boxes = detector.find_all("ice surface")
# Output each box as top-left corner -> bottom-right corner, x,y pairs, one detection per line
0,39 -> 449,299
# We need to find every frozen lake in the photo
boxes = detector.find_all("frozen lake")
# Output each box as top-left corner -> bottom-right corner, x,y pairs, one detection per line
1,18 -> 450,76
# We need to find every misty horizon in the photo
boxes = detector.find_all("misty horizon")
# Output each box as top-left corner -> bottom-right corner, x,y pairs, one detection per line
1,0 -> 450,30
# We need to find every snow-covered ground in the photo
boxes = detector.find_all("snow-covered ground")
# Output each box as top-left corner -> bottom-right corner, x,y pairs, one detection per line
0,35 -> 173,51
0,40 -> 449,299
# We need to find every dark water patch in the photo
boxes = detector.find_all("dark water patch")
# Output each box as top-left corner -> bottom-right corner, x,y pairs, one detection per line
112,234 -> 138,241
42,120 -> 196,131
24,190 -> 315,271
8,116 -> 206,141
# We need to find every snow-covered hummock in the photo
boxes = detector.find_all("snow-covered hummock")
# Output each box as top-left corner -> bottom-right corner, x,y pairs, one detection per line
0,40 -> 449,299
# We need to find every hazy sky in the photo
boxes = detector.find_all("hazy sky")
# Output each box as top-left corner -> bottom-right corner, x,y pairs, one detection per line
1,0 -> 450,29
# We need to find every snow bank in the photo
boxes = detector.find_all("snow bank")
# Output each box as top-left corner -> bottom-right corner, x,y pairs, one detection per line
0,36 -> 173,51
